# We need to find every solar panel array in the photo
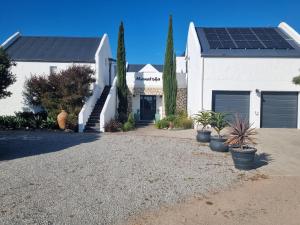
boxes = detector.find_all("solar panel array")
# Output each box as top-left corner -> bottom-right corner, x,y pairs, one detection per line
203,28 -> 294,50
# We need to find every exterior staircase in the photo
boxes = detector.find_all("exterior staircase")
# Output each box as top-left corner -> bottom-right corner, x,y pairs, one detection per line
84,86 -> 111,132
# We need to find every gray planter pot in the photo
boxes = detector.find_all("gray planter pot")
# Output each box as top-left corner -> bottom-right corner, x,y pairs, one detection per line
196,130 -> 211,143
230,146 -> 257,170
209,137 -> 229,152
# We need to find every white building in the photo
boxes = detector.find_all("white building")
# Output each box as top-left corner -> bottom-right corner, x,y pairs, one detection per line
126,60 -> 187,122
0,32 -> 116,132
186,22 -> 300,128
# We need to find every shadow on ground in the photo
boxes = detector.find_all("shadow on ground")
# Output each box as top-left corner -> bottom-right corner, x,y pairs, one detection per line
254,152 -> 273,169
0,131 -> 100,161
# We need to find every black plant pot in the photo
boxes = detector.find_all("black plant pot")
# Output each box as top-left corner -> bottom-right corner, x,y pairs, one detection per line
230,146 -> 257,170
196,130 -> 211,143
209,137 -> 229,152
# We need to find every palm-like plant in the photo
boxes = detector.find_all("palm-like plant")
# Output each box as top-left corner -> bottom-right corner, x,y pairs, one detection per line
211,112 -> 228,138
193,111 -> 212,131
225,114 -> 257,150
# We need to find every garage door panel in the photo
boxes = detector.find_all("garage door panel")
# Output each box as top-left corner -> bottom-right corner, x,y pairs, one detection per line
212,91 -> 250,122
261,92 -> 298,128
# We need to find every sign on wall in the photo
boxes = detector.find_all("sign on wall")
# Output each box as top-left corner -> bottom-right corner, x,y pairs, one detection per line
136,76 -> 161,82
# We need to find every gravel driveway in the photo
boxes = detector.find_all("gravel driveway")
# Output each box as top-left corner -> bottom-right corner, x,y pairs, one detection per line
0,131 -> 240,225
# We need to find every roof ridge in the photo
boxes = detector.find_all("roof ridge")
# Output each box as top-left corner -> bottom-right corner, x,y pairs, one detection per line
20,35 -> 101,39
196,26 -> 277,28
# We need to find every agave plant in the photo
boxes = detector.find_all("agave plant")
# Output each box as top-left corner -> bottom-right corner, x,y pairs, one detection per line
193,111 -> 212,131
211,112 -> 229,138
225,114 -> 257,150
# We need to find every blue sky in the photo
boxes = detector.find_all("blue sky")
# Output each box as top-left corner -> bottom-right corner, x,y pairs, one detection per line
1,0 -> 300,64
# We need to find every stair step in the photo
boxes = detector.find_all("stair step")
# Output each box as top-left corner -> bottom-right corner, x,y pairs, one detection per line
87,118 -> 100,123
91,109 -> 103,114
84,85 -> 111,133
86,123 -> 100,127
84,128 -> 100,133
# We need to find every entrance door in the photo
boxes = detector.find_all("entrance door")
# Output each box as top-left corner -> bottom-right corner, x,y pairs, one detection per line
140,95 -> 156,121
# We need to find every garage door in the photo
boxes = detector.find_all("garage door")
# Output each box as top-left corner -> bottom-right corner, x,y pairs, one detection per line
261,92 -> 298,128
212,91 -> 250,122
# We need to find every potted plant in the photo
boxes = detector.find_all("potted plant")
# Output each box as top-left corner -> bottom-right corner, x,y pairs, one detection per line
210,112 -> 229,152
193,111 -> 212,142
226,114 -> 257,170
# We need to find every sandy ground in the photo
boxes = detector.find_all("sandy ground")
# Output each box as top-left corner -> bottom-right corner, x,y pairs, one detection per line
126,175 -> 300,225
124,127 -> 300,225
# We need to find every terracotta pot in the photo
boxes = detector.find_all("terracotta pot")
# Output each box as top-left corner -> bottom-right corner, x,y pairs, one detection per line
57,110 -> 68,130
169,121 -> 174,129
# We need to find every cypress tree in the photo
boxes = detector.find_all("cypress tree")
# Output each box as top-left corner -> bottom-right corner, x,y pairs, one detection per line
116,21 -> 128,122
163,15 -> 177,116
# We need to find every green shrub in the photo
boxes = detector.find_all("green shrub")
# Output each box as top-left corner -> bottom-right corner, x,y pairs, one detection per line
0,116 -> 18,129
155,111 -> 193,130
155,118 -> 169,129
127,113 -> 135,126
40,117 -> 57,129
122,113 -> 135,132
122,121 -> 134,131
181,117 -> 193,129
24,65 -> 96,130
165,115 -> 176,122
0,112 -> 57,130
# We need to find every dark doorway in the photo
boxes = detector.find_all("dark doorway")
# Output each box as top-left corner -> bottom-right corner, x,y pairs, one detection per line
140,95 -> 156,121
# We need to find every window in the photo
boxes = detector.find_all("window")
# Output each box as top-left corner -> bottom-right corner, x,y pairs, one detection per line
50,66 -> 57,75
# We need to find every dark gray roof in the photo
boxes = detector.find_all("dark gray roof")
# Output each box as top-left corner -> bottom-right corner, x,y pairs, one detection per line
195,27 -> 300,57
127,64 -> 163,72
5,36 -> 102,63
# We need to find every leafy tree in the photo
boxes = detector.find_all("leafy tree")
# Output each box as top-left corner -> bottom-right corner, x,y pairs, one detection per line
0,47 -> 16,99
116,21 -> 128,122
163,15 -> 177,116
24,65 -> 95,129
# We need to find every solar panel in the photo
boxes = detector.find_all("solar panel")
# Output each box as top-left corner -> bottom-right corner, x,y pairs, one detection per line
203,27 -> 294,50
208,40 -> 223,49
252,28 -> 294,49
248,41 -> 265,49
235,41 -> 251,49
220,40 -> 236,49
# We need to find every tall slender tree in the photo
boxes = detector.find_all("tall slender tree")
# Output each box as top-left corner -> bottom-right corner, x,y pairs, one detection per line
163,15 -> 177,116
0,47 -> 16,99
116,21 -> 128,122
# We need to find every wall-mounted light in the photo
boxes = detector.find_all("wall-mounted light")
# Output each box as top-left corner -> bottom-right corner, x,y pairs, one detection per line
255,89 -> 260,94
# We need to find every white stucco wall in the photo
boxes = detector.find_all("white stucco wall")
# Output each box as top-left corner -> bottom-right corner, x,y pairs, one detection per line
100,77 -> 117,132
126,63 -> 187,120
79,34 -> 112,131
95,34 -> 113,88
202,57 -> 300,128
126,63 -> 187,89
0,61 -> 95,116
185,21 -> 300,128
186,22 -> 203,116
